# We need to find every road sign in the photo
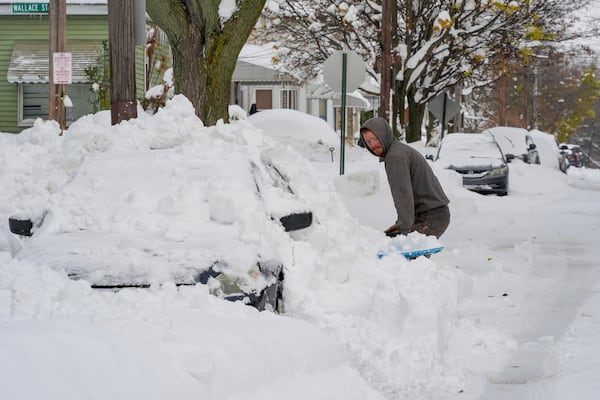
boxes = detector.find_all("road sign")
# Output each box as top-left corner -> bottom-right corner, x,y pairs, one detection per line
322,50 -> 365,93
322,51 -> 366,176
428,92 -> 461,122
429,92 -> 462,139
53,52 -> 72,84
12,3 -> 49,14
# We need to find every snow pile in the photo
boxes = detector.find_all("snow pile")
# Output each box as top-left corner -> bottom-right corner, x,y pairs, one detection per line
1,94 -> 600,400
0,95 -> 468,399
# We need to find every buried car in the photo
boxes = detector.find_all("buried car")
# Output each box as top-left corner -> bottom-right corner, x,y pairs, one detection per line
8,145 -> 312,312
483,126 -> 540,164
428,133 -> 512,196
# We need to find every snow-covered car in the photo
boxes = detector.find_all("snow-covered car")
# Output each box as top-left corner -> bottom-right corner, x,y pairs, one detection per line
528,129 -> 568,173
247,109 -> 340,162
483,126 -> 539,164
8,144 -> 313,312
559,143 -> 584,168
428,133 -> 512,196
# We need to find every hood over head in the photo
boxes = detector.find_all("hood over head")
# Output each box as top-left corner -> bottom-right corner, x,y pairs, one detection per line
360,117 -> 394,157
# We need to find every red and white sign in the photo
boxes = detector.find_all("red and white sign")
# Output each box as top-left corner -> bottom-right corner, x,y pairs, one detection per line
53,52 -> 72,84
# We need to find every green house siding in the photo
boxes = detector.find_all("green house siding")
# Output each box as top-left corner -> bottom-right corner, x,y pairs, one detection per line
0,39 -> 17,132
1,15 -> 146,134
136,45 -> 145,95
0,15 -> 108,133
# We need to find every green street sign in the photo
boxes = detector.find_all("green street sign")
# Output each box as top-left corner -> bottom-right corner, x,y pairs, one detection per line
12,3 -> 49,14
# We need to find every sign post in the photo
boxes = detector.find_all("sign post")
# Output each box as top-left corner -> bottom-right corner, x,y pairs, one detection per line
323,50 -> 365,175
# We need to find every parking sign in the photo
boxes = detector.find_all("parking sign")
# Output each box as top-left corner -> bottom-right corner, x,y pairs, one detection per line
53,52 -> 72,84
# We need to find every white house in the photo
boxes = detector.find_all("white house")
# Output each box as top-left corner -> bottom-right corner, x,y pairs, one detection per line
232,44 -> 306,115
233,43 -> 370,136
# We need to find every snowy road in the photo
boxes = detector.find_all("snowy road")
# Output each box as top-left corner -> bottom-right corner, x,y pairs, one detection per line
447,179 -> 600,399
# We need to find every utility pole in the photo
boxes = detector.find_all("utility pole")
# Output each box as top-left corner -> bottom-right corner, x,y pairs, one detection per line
108,0 -> 137,125
379,0 -> 392,121
49,0 -> 67,130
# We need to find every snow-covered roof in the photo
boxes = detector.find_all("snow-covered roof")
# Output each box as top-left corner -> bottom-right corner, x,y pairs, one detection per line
238,44 -> 280,70
7,41 -> 103,84
234,43 -> 298,83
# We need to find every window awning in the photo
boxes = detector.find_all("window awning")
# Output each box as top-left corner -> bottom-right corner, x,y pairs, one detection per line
7,41 -> 103,84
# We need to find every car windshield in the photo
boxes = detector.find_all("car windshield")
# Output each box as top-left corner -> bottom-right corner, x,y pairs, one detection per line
484,127 -> 529,155
438,134 -> 502,160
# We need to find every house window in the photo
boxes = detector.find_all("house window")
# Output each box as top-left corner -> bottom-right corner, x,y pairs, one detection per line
255,89 -> 272,110
18,83 -> 94,127
7,41 -> 103,127
280,89 -> 298,110
21,84 -> 48,122
319,99 -> 327,120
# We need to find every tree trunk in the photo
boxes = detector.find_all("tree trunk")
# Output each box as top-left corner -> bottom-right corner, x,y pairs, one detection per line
391,78 -> 405,139
405,91 -> 427,143
147,0 -> 266,126
168,26 -> 235,125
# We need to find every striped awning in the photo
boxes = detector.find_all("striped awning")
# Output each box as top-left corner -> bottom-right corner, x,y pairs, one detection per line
7,41 -> 103,84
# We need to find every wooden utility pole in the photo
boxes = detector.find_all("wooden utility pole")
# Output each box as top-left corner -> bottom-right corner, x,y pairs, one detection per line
49,0 -> 67,130
379,0 -> 393,121
108,0 -> 137,125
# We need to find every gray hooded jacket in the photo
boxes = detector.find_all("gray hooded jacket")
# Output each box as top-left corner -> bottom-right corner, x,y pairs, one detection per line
360,117 -> 449,233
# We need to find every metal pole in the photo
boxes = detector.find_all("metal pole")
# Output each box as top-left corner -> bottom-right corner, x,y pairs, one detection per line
441,92 -> 447,139
340,52 -> 347,175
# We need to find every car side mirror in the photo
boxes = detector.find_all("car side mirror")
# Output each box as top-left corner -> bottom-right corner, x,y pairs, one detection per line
279,212 -> 313,232
528,143 -> 536,150
505,153 -> 515,163
9,217 -> 34,236
425,154 -> 433,161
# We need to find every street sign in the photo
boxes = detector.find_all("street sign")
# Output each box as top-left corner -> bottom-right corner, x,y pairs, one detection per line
53,52 -> 72,84
322,50 -> 366,176
322,50 -> 365,93
428,92 -> 462,139
12,3 -> 49,14
428,92 -> 461,122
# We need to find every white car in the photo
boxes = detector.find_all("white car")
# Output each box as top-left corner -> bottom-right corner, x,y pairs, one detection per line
528,129 -> 568,173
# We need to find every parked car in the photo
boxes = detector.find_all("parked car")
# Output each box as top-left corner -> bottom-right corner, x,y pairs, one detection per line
528,129 -> 568,173
428,133 -> 512,196
8,147 -> 313,312
559,143 -> 584,168
483,127 -> 540,164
